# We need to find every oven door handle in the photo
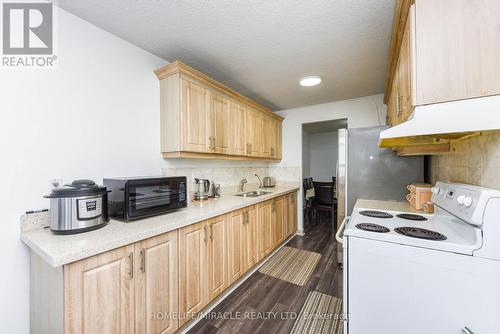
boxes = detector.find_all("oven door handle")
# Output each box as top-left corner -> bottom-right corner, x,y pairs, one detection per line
335,216 -> 350,244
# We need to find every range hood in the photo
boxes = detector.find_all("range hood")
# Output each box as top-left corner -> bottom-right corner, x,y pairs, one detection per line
379,95 -> 500,156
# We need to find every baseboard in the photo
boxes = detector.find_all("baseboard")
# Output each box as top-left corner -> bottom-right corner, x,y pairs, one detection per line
179,233 -> 297,333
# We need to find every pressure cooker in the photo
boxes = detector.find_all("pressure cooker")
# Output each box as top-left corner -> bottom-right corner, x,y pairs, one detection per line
44,179 -> 109,234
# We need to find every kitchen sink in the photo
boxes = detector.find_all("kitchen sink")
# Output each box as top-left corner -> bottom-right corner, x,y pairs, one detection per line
235,190 -> 272,197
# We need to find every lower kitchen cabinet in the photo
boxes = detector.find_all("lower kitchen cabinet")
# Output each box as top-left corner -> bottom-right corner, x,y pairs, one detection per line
31,191 -> 297,334
178,221 -> 208,326
258,200 -> 274,260
135,231 -> 178,334
227,210 -> 245,284
207,215 -> 228,300
285,192 -> 297,237
64,244 -> 136,334
227,205 -> 259,285
243,205 -> 258,271
272,196 -> 285,247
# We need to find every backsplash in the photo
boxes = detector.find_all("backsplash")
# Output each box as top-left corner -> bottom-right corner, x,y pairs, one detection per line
429,132 -> 500,190
161,166 -> 300,194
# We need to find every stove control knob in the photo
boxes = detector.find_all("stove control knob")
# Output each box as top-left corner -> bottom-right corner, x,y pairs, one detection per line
431,187 -> 440,195
457,195 -> 465,205
463,196 -> 473,207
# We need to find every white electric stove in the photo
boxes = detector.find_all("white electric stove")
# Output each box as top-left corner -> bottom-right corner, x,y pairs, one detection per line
338,181 -> 500,334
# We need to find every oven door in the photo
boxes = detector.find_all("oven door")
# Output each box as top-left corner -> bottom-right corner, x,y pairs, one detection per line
126,178 -> 186,219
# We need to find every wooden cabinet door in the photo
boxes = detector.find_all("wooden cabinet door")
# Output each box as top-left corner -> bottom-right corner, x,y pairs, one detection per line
243,205 -> 258,271
258,201 -> 273,260
395,6 -> 413,124
209,93 -> 230,154
271,119 -> 282,159
227,210 -> 244,284
387,75 -> 399,126
260,116 -> 271,157
272,197 -> 285,247
207,215 -> 228,300
181,78 -> 210,153
230,102 -> 247,156
244,108 -> 261,156
287,193 -> 297,237
414,0 -> 500,105
135,231 -> 178,334
178,221 -> 208,326
400,4 -> 414,122
64,245 -> 135,334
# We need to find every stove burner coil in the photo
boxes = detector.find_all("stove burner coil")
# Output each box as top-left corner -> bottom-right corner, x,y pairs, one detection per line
355,223 -> 390,233
359,210 -> 394,219
396,213 -> 428,221
395,227 -> 447,241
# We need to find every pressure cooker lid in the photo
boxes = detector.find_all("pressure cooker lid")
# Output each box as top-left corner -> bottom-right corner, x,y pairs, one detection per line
45,179 -> 107,198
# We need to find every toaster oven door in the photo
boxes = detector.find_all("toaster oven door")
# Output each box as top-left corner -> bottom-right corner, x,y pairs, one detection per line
126,178 -> 186,219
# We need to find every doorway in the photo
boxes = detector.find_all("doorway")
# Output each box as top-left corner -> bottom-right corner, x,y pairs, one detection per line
302,119 -> 347,233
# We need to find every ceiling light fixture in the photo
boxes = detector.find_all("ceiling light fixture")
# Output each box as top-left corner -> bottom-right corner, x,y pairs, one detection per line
299,75 -> 322,87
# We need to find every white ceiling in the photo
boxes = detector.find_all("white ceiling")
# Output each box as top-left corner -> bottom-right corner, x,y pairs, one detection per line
57,0 -> 395,111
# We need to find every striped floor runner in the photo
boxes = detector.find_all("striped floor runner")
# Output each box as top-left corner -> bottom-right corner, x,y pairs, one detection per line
291,291 -> 344,334
258,246 -> 321,286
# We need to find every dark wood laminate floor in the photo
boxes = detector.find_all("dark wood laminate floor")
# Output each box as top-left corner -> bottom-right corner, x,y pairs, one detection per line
188,220 -> 342,334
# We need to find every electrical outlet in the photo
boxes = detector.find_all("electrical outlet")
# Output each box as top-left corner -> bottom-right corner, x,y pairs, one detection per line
49,178 -> 63,189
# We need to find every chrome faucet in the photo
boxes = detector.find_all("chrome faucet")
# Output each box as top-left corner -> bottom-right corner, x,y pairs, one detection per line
239,178 -> 248,192
254,173 -> 263,188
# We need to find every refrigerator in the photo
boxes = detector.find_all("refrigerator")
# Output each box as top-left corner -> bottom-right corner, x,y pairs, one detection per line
336,126 -> 424,264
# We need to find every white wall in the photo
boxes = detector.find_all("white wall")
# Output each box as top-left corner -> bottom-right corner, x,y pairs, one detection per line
309,131 -> 338,182
273,94 -> 387,233
0,7 -> 268,333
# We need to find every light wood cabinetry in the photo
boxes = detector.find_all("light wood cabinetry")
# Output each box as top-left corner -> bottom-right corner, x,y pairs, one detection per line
226,205 -> 258,284
135,231 -> 178,334
156,61 -> 283,161
230,102 -> 247,156
181,78 -> 210,152
209,93 -> 231,154
227,210 -> 245,284
385,0 -> 500,125
243,205 -> 258,271
285,193 -> 297,238
33,191 -> 297,334
272,197 -> 285,247
64,245 -> 135,334
207,215 -> 228,300
245,108 -> 262,157
178,221 -> 208,326
258,200 -> 274,260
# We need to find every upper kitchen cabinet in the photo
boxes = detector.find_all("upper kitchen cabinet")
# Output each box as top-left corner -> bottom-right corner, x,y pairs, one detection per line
155,61 -> 283,161
385,0 -> 500,125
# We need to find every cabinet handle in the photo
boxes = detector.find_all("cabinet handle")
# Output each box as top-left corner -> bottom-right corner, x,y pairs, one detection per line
270,147 -> 275,156
204,225 -> 208,243
210,224 -> 214,241
140,248 -> 146,273
244,212 -> 248,224
128,252 -> 134,279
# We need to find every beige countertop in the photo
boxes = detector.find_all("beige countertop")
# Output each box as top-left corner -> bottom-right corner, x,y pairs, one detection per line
353,199 -> 423,213
21,184 -> 299,267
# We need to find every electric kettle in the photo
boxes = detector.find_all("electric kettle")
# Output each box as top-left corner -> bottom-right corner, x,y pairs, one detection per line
194,178 -> 210,200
